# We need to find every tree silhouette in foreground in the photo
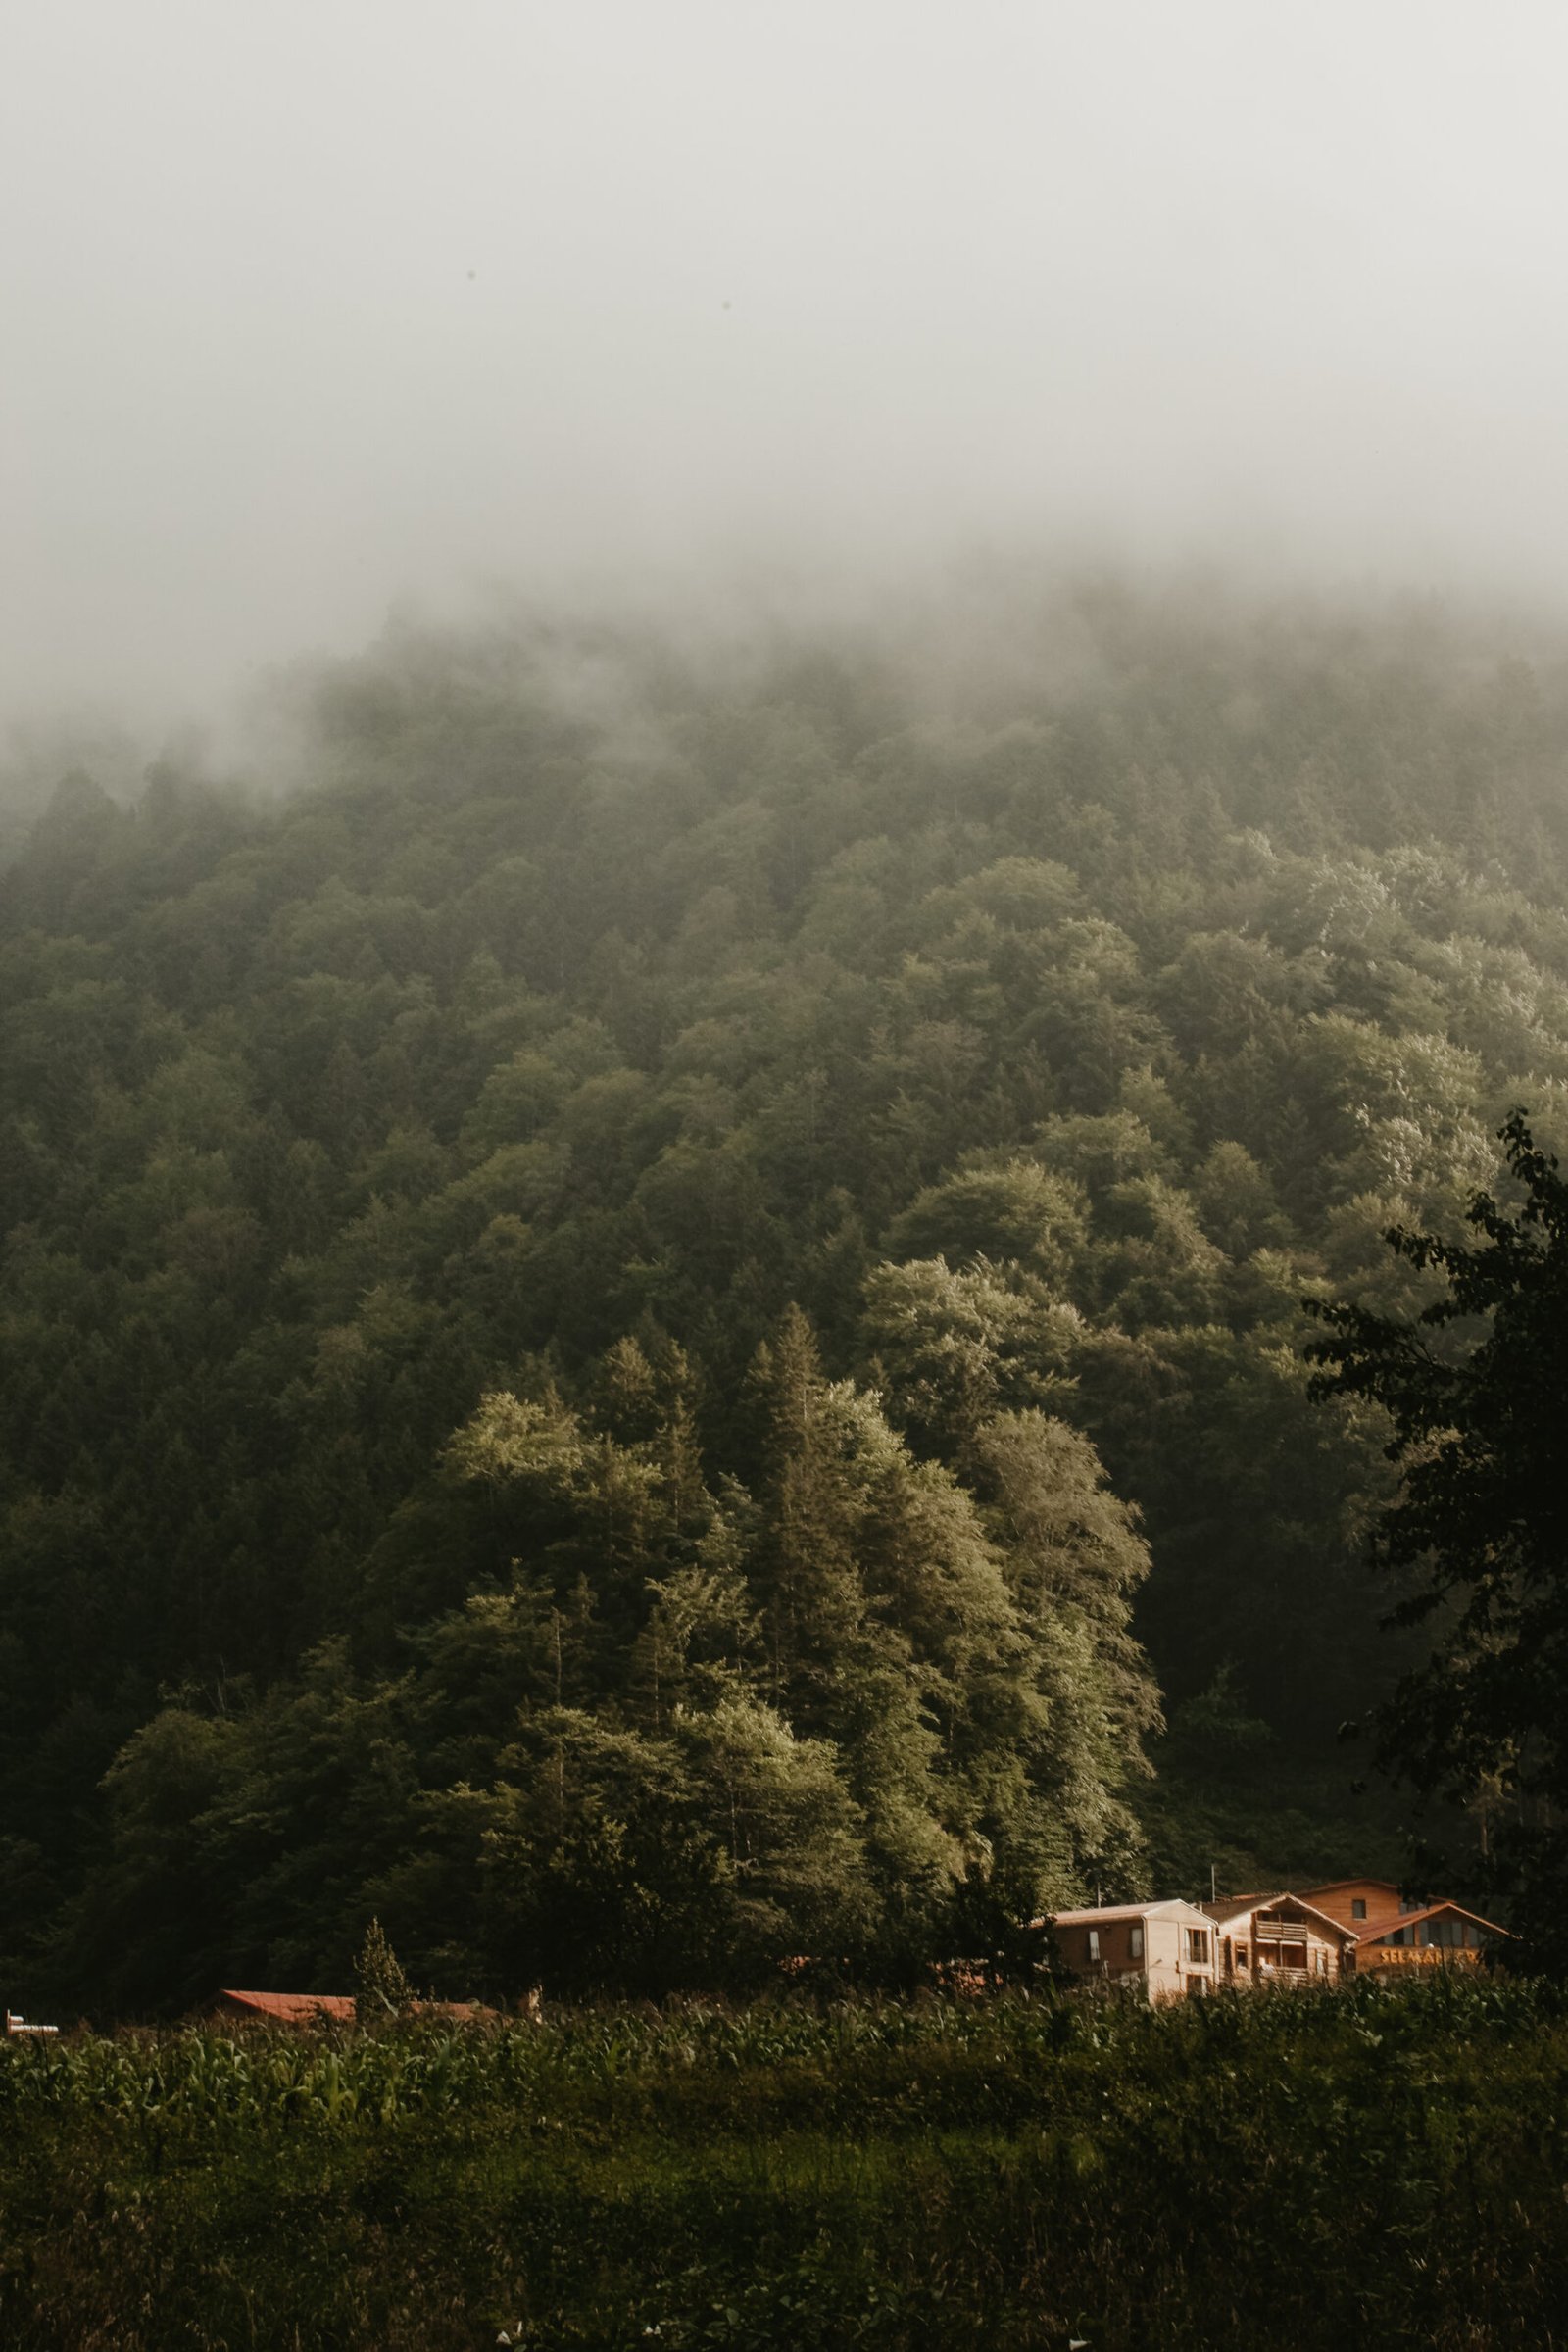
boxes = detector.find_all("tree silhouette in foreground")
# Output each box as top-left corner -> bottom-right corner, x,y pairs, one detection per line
1308,1112 -> 1568,1964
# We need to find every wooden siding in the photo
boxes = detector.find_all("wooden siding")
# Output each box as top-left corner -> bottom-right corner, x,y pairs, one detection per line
1203,1896 -> 1352,1986
1293,1879 -> 1403,1934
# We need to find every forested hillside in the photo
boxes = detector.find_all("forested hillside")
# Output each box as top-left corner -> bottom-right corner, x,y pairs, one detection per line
6,578 -> 1568,2010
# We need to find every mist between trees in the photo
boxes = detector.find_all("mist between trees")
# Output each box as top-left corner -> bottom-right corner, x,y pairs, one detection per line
5,574 -> 1568,2012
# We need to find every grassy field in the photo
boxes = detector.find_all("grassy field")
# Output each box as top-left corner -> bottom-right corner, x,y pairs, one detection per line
2,1975 -> 1565,2350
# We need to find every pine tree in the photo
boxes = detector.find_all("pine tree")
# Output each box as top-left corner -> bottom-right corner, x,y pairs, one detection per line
354,1916 -> 416,2017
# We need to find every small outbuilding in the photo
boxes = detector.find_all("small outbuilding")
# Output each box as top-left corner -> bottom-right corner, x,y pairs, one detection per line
215,1989 -> 357,2026
211,1988 -> 496,2027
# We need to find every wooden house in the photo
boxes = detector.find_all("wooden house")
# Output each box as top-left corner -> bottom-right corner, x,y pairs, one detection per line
1292,1878 -> 1410,1936
1046,1899 -> 1222,2002
1201,1892 -> 1356,1985
1340,1900 -> 1506,1978
1294,1880 -> 1508,1975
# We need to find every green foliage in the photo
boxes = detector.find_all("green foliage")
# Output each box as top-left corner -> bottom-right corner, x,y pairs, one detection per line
8,581 -> 1568,1999
1,1982 -> 1565,2349
354,1917 -> 416,2016
82,1310 -> 1157,1996
1308,1113 -> 1568,1961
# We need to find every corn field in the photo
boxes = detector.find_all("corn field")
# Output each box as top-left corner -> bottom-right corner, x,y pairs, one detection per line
2,1975 -> 1566,2350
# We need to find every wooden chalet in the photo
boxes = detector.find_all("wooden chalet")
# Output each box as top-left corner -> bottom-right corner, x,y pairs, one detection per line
1047,1899 -> 1221,2002
1200,1892 -> 1355,1985
1293,1878 -> 1410,1935
1294,1880 -> 1508,1975
1340,1900 -> 1505,1977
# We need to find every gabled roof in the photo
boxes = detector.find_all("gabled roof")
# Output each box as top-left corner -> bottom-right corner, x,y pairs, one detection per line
1202,1890 -> 1274,1922
1048,1898 -> 1211,1927
219,1989 -> 355,2023
1202,1891 -> 1357,1943
1353,1900 -> 1510,1946
1295,1878 -> 1400,1898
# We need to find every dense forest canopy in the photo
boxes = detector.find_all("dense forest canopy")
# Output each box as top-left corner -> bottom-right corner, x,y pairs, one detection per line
6,574 -> 1568,2008
1308,1113 -> 1568,1965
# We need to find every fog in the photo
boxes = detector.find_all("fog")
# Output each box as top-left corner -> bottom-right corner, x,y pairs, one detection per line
5,0 -> 1568,741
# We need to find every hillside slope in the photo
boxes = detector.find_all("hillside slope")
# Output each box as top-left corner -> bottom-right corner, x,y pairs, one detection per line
6,580 -> 1568,2003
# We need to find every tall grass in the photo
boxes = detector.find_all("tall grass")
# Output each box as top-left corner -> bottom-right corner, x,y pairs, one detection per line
2,1976 -> 1565,2349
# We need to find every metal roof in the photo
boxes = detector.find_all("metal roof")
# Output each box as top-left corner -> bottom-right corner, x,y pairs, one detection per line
1352,1899 -> 1510,1945
216,1987 -> 496,2022
1049,1898 -> 1212,1926
219,1989 -> 356,2023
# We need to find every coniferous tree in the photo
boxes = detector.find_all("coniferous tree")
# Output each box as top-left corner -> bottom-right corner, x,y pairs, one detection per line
354,1916 -> 416,2016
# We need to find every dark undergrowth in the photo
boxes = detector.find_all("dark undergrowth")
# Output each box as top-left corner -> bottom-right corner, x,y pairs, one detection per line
1,1973 -> 1564,2350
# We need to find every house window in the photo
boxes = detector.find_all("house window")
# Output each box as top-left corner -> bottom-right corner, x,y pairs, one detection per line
1087,1930 -> 1101,1963
1280,1941 -> 1307,1971
1428,1918 -> 1470,1948
1185,1928 -> 1209,1964
1128,1925 -> 1144,1961
1351,1899 -> 1367,1920
1235,1943 -> 1250,1969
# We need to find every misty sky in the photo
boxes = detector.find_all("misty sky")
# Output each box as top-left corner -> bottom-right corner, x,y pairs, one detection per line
5,1 -> 1568,729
